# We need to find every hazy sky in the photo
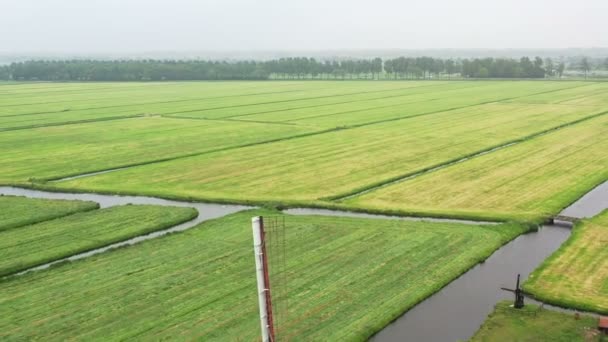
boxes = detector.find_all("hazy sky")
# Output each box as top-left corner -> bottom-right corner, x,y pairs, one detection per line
2,0 -> 607,53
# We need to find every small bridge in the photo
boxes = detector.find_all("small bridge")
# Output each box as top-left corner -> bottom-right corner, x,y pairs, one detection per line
553,215 -> 579,224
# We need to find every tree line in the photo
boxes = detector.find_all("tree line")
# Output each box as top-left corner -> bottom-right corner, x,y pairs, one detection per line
0,56 -> 604,81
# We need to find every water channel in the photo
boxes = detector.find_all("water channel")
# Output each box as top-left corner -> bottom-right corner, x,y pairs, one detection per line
1,181 -> 606,340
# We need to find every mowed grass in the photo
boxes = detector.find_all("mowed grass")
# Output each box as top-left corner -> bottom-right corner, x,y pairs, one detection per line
524,210 -> 608,314
0,195 -> 98,231
0,204 -> 197,277
0,210 -> 529,341
0,116 -> 319,182
0,81 -> 589,132
54,99 -> 607,205
1,80 -> 607,223
0,81 -> 429,129
470,301 -> 603,342
347,114 -> 608,222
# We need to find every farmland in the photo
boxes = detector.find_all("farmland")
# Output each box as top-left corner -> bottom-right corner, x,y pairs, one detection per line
1,79 -> 608,339
0,195 -> 98,231
20,81 -> 603,224
0,204 -> 197,277
470,301 -> 603,342
524,210 -> 608,314
346,113 -> 608,222
0,210 -> 528,341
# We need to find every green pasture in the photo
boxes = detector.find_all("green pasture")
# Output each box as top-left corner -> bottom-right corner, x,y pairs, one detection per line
0,204 -> 197,277
0,210 -> 528,341
1,79 -> 606,225
1,80 -> 608,339
0,195 -> 98,231
347,114 -> 608,222
470,301 -> 603,342
0,116 -> 319,182
54,97 -> 607,217
524,210 -> 608,314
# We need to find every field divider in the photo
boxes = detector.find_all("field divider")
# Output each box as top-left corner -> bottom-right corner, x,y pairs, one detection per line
330,82 -> 598,130
0,88 -> 312,117
0,82 -> 437,121
326,109 -> 608,202
43,127 -> 347,182
0,114 -> 146,132
35,84 -> 602,182
162,115 -> 303,126
158,83 -> 447,116
0,82 -> 587,132
0,88 -> 314,111
215,82 -> 468,120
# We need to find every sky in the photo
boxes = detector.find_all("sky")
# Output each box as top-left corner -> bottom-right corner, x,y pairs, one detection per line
1,0 -> 607,53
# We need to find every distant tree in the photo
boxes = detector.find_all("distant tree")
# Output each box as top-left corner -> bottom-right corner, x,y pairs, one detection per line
477,66 -> 489,78
604,57 -> 608,70
533,57 -> 545,78
580,57 -> 590,79
0,66 -> 9,80
371,57 -> 382,80
445,59 -> 456,79
544,58 -> 554,77
556,62 -> 566,78
383,59 -> 393,79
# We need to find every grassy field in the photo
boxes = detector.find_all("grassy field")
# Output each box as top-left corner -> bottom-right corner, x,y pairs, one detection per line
0,204 -> 197,277
52,99 -> 607,213
470,301 -> 603,342
1,81 -> 606,223
2,81 -> 600,186
0,210 -> 529,341
0,195 -> 98,231
346,113 -> 608,222
1,80 -> 608,339
524,210 -> 608,314
0,116 -> 319,182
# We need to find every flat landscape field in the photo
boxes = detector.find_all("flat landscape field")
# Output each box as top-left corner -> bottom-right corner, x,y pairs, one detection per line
0,202 -> 197,277
1,80 -> 608,340
524,210 -> 608,314
1,81 -> 604,222
471,301 -> 602,342
0,210 -> 528,341
346,113 -> 608,222
0,195 -> 98,231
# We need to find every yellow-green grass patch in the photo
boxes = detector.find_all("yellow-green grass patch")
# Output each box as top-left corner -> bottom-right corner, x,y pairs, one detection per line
0,116 -> 320,183
54,101 -> 607,206
524,210 -> 608,314
347,114 -> 608,222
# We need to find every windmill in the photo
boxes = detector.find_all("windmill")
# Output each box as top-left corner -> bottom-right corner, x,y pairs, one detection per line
500,274 -> 527,308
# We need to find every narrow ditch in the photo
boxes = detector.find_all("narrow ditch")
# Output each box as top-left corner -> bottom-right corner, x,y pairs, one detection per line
370,180 -> 608,342
1,180 -> 605,341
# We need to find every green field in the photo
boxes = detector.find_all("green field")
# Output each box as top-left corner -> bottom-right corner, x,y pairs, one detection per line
0,195 -> 98,231
1,80 -> 608,339
23,81 -> 603,223
524,210 -> 608,314
470,301 -> 603,342
346,113 -> 608,222
0,204 -> 197,277
0,210 -> 528,340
